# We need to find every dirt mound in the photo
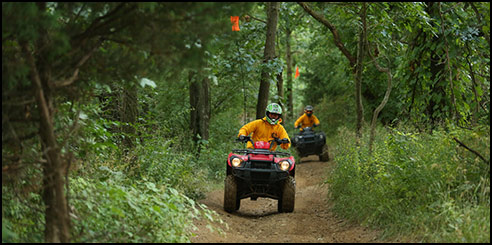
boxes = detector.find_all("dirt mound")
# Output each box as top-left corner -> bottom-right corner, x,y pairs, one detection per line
191,155 -> 393,243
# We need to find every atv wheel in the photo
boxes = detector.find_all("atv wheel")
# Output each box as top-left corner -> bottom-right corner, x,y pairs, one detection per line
319,145 -> 330,162
236,197 -> 241,210
224,175 -> 238,213
278,176 -> 295,213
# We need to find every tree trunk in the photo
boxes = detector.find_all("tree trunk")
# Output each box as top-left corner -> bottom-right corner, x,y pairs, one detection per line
426,2 -> 448,129
427,51 -> 447,128
354,3 -> 366,145
464,44 -> 480,125
190,71 -> 199,141
276,71 -> 284,104
256,2 -> 280,119
120,84 -> 138,149
190,71 -> 210,153
285,28 -> 294,121
438,2 -> 458,123
22,43 -> 71,243
199,77 -> 210,141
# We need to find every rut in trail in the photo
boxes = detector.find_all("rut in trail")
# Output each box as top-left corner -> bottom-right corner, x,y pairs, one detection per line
191,155 -> 397,243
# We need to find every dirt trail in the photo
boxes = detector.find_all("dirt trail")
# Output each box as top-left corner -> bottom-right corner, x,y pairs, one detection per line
191,155 -> 392,243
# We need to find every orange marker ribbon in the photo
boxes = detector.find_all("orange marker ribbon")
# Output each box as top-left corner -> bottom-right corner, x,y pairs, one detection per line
231,16 -> 240,31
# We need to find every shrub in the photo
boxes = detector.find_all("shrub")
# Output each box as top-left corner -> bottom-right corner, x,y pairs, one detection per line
69,170 -> 222,243
328,125 -> 490,242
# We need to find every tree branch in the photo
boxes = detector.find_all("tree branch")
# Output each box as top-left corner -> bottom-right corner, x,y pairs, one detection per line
71,3 -> 128,41
53,39 -> 102,88
245,13 -> 266,23
59,109 -> 81,151
21,43 -> 53,127
2,98 -> 36,106
297,2 -> 356,67
469,2 -> 490,45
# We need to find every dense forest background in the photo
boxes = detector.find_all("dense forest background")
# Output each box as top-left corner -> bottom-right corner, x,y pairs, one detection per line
2,2 -> 489,243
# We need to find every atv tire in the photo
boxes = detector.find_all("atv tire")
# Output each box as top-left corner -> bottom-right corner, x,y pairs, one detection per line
224,175 -> 238,213
278,176 -> 295,213
319,145 -> 330,162
236,197 -> 241,210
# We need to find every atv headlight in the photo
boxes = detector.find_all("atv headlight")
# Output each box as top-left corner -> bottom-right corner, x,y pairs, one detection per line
279,160 -> 290,171
231,157 -> 244,167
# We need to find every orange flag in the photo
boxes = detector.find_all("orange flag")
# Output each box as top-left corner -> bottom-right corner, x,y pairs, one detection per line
295,66 -> 300,79
231,16 -> 240,31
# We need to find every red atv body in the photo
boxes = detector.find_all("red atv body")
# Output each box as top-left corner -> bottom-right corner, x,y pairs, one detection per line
224,136 -> 296,213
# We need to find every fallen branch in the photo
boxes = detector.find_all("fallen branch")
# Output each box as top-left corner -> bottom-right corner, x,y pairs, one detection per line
453,137 -> 489,165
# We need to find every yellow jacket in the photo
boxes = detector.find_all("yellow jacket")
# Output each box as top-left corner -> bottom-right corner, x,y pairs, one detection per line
238,117 -> 291,150
294,113 -> 320,130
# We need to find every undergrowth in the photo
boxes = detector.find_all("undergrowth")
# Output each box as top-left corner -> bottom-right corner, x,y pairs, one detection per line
327,124 -> 490,243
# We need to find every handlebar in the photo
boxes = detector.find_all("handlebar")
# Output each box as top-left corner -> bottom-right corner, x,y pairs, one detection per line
236,135 -> 290,150
236,135 -> 253,144
274,138 -> 290,144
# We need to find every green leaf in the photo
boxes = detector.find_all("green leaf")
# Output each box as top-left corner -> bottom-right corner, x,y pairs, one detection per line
152,205 -> 161,213
79,111 -> 88,120
111,207 -> 125,217
140,78 -> 157,88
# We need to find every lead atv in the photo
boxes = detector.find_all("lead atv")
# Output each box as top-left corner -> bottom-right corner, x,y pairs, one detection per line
292,127 -> 330,162
224,136 -> 296,213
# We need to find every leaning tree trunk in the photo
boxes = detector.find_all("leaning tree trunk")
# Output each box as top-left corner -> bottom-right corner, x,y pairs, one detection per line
256,2 -> 280,119
368,61 -> 392,154
365,4 -> 392,154
366,31 -> 393,154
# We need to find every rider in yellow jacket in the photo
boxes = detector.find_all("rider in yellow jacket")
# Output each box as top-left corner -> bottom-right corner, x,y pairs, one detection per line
294,105 -> 320,131
238,103 -> 291,151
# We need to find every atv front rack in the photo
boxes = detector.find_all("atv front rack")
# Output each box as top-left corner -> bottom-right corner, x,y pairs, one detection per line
232,149 -> 291,157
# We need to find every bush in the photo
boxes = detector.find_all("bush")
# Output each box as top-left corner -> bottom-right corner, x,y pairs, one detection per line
69,170 -> 222,243
2,186 -> 44,243
328,124 -> 490,242
196,108 -> 242,181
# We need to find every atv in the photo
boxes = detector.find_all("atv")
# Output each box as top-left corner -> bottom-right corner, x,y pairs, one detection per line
224,136 -> 296,213
292,127 -> 329,162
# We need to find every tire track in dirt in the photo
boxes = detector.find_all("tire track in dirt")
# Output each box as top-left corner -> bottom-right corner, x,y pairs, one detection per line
191,155 -> 392,243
